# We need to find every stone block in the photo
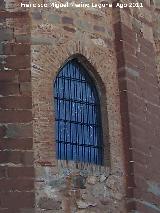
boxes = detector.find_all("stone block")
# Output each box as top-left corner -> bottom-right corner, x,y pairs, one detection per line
38,197 -> 62,210
0,28 -> 13,42
48,14 -> 60,24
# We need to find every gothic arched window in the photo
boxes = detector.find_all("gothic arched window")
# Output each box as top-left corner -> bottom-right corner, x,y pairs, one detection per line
54,58 -> 103,165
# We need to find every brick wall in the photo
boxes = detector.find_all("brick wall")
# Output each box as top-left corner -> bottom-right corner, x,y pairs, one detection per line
153,1 -> 160,85
0,1 -> 35,213
0,0 -> 160,213
114,1 -> 160,212
31,1 -> 127,212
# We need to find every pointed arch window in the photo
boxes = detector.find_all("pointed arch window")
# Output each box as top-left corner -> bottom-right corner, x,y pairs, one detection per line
54,58 -> 103,165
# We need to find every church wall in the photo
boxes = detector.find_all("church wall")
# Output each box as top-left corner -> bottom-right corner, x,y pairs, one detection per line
31,1 -> 126,212
114,1 -> 160,212
0,0 -> 160,212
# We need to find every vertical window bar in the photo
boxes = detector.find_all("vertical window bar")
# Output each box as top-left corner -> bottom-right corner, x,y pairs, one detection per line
74,64 -> 77,161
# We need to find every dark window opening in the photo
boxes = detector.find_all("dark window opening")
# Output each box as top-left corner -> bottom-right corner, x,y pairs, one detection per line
54,58 -> 103,165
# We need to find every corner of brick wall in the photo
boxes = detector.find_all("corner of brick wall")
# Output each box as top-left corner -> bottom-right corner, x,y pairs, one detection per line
0,1 -> 35,212
113,2 -> 160,213
153,2 -> 160,86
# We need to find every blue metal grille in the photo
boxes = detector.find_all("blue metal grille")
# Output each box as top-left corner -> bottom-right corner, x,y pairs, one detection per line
54,59 -> 103,165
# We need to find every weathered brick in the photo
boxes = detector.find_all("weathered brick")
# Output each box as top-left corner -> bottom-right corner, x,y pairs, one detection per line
126,200 -> 136,211
0,11 -> 29,19
0,208 -> 20,213
136,52 -> 155,67
132,150 -> 149,165
0,110 -> 32,123
0,83 -> 19,96
0,71 -> 18,82
0,166 -> 6,178
116,52 -> 125,69
22,151 -> 34,165
19,208 -> 35,213
0,138 -> 33,150
140,43 -> 155,57
134,192 -> 160,213
0,43 -> 4,54
0,151 -> 33,165
0,179 -> 34,191
114,22 -> 137,47
0,125 -> 6,137
6,123 -> 33,138
135,202 -> 157,213
0,208 -> 9,213
6,56 -> 30,69
0,97 -> 32,109
19,69 -> 31,82
0,151 -> 22,164
7,167 -> 34,178
0,192 -> 35,208
20,82 -> 31,96
15,34 -> 31,43
4,43 -> 30,55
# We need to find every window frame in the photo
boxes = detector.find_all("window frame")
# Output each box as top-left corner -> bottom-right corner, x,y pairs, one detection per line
53,55 -> 110,166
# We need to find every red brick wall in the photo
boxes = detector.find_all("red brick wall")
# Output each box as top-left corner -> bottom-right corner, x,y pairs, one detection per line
0,1 -> 160,212
114,3 -> 160,213
31,5 -> 127,212
0,1 -> 35,213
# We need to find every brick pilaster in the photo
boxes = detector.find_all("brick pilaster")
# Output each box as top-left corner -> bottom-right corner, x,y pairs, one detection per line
114,4 -> 160,213
0,1 -> 35,212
